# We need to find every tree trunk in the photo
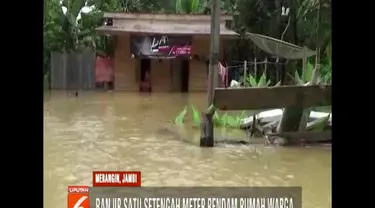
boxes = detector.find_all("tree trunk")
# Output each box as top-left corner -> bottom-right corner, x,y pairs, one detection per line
277,107 -> 304,133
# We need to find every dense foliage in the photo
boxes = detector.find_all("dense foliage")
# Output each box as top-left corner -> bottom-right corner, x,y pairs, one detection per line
44,0 -> 331,83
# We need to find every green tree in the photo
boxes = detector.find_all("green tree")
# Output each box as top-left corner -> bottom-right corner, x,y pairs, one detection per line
43,0 -> 331,85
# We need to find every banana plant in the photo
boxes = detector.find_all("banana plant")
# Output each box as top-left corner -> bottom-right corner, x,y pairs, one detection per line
320,49 -> 332,84
294,61 -> 314,85
174,105 -> 246,128
191,105 -> 202,126
213,111 -> 245,128
294,59 -> 331,131
306,114 -> 330,132
44,0 -> 98,52
294,60 -> 331,85
319,61 -> 331,84
246,72 -> 281,87
175,106 -> 188,124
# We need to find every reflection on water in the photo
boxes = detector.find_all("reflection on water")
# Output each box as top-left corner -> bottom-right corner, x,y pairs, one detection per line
43,91 -> 331,208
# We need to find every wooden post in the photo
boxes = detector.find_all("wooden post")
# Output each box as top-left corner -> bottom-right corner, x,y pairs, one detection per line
243,60 -> 247,87
78,52 -> 83,91
254,57 -> 257,79
62,51 -> 67,90
278,48 -> 307,134
299,46 -> 309,131
301,47 -> 307,82
201,0 -> 220,147
264,57 -> 268,76
207,0 -> 220,104
200,113 -> 214,147
299,0 -> 322,131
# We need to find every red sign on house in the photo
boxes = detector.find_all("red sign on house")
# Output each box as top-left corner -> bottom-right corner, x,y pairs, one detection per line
131,35 -> 192,58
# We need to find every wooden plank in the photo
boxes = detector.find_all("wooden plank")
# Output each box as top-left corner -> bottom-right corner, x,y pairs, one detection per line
213,85 -> 331,110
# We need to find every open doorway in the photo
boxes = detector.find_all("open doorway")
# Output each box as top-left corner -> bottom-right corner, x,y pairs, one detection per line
181,59 -> 190,92
140,59 -> 151,92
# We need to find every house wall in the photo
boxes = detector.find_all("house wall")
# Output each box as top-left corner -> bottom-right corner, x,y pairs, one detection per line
189,36 -> 225,92
114,34 -> 172,92
113,34 -> 225,92
95,56 -> 114,83
189,36 -> 208,92
114,34 -> 138,91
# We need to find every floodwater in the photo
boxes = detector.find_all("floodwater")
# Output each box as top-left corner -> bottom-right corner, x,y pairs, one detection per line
43,91 -> 331,208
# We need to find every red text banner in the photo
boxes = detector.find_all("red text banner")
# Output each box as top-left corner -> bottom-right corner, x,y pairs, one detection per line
92,171 -> 141,187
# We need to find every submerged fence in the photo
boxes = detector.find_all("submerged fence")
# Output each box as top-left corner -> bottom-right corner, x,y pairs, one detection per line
50,50 -> 96,90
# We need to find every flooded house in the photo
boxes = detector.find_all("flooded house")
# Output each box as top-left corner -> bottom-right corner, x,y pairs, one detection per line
95,13 -> 238,92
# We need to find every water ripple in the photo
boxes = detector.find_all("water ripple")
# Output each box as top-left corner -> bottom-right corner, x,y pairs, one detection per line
44,92 -> 331,208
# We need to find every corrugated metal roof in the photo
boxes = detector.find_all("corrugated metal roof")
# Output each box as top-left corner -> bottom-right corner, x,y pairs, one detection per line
103,13 -> 234,21
96,24 -> 238,36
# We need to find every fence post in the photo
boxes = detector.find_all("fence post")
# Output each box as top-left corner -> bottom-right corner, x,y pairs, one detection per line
78,52 -> 83,91
254,57 -> 257,79
62,51 -> 67,90
264,57 -> 268,76
243,60 -> 247,87
86,51 -> 95,90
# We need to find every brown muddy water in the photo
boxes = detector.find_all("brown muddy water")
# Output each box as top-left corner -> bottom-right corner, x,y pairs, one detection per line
43,91 -> 331,208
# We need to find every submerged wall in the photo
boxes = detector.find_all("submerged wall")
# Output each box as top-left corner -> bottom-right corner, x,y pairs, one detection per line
95,56 -> 114,83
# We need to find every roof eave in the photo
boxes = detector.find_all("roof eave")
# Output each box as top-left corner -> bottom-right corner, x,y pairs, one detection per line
96,26 -> 239,39
102,12 -> 234,21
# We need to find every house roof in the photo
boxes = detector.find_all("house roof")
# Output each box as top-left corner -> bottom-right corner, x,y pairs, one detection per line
102,12 -> 234,21
96,12 -> 238,37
